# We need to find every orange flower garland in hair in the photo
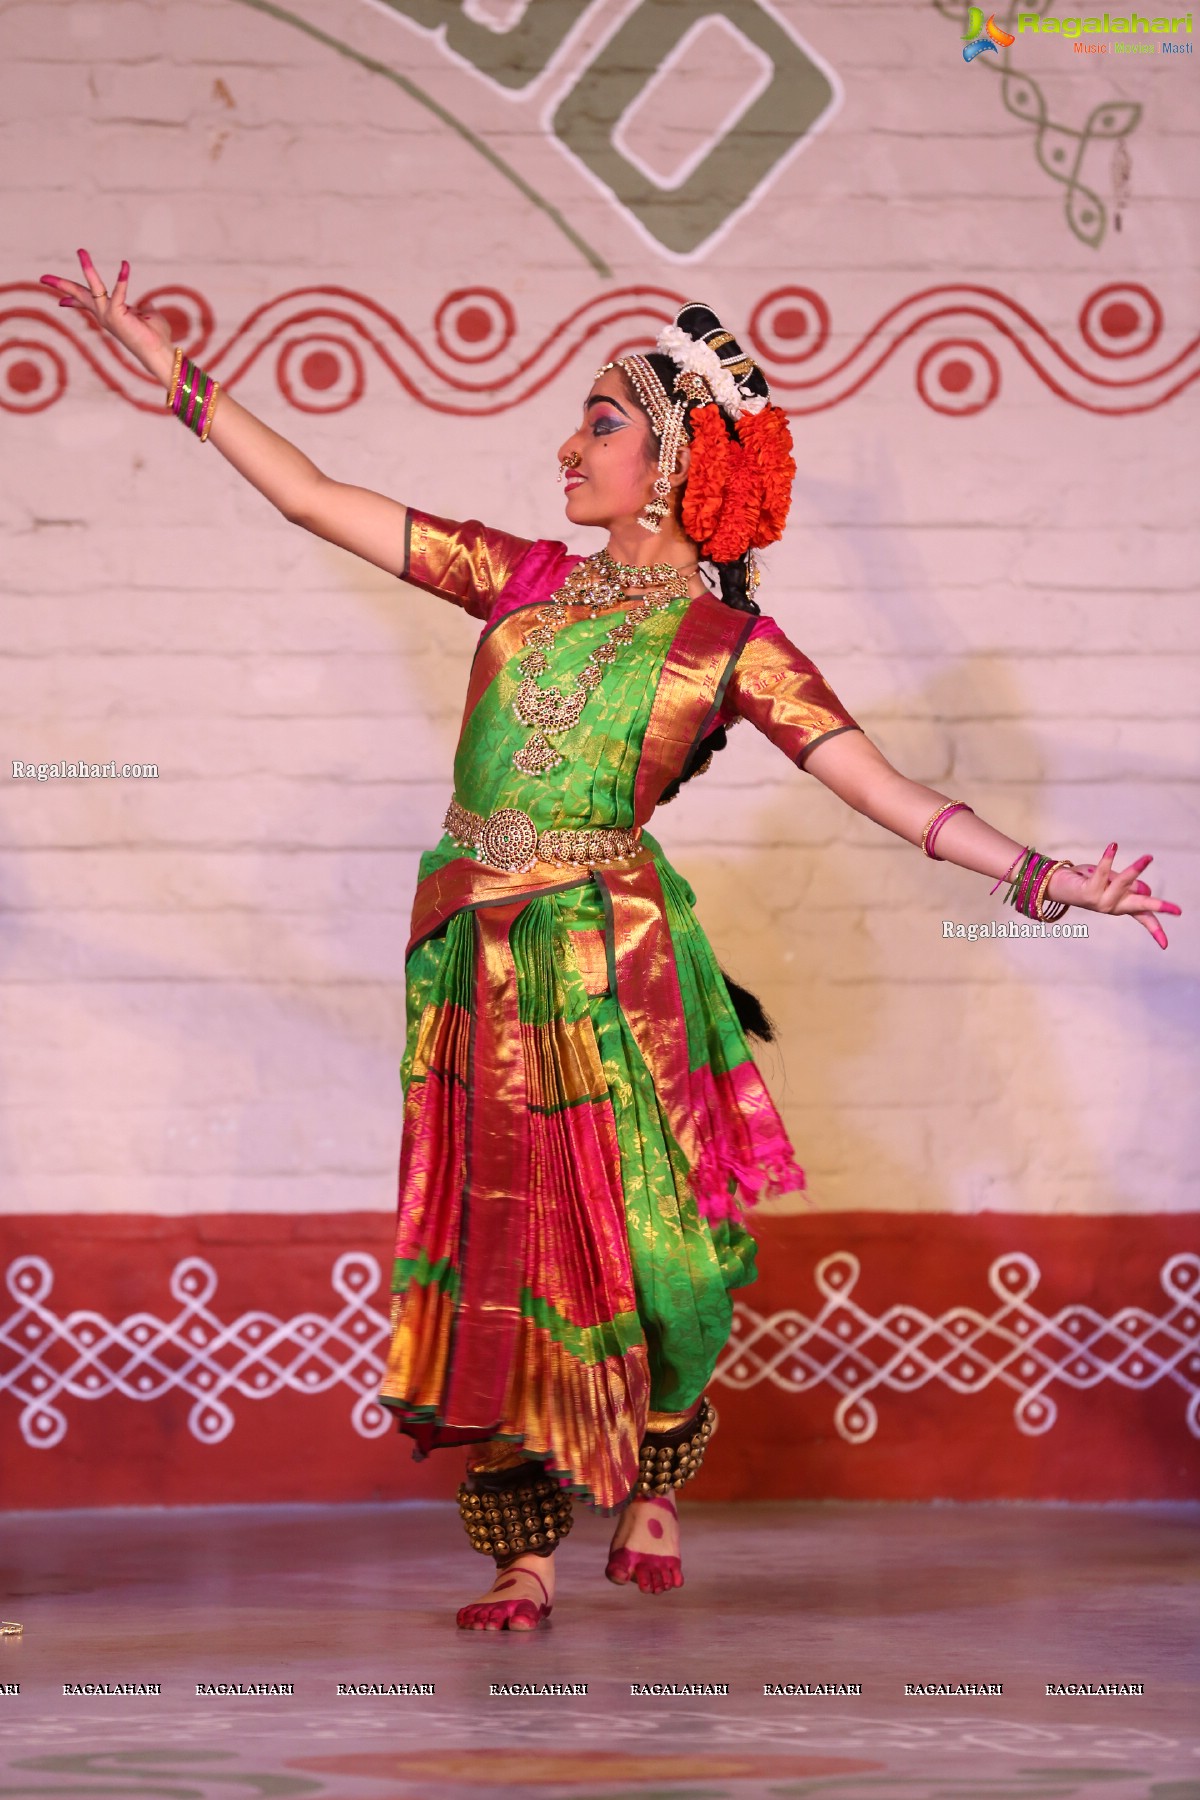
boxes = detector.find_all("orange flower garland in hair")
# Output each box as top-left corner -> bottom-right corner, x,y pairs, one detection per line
679,401 -> 730,545
681,397 -> 796,565
739,404 -> 796,548
703,436 -> 761,564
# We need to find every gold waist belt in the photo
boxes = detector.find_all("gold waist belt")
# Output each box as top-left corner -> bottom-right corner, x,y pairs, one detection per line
444,797 -> 642,875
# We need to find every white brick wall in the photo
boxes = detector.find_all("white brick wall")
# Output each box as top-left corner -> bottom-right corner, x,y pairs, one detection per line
3,0 -> 1195,1217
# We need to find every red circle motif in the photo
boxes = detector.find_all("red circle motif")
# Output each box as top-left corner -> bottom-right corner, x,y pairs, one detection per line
1099,301 -> 1137,339
456,306 -> 491,344
301,349 -> 340,392
1079,284 -> 1163,360
915,339 -> 1000,416
773,307 -> 809,341
938,359 -> 972,394
0,340 -> 67,414
277,336 -> 364,414
7,359 -> 41,395
433,288 -> 516,365
748,288 -> 830,365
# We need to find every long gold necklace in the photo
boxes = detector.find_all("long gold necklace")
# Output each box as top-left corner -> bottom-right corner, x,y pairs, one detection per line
511,549 -> 694,776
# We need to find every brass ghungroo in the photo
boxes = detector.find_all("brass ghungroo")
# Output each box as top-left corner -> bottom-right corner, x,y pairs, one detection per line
635,1395 -> 718,1497
457,1460 -> 574,1565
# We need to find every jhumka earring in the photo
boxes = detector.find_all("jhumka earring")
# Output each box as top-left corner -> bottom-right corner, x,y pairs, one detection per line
637,401 -> 686,533
595,354 -> 686,534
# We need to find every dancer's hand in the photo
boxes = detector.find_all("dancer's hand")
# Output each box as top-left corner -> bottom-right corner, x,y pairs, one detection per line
39,249 -> 174,372
1049,846 -> 1181,950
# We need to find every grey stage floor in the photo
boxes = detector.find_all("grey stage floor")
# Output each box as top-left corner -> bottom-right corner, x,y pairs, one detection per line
1,1500 -> 1197,1798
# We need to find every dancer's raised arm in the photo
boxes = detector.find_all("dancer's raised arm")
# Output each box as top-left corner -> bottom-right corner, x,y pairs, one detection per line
39,250 -> 410,572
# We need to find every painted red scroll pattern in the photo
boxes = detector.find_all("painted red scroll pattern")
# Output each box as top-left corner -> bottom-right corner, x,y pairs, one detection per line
3,281 -> 1196,419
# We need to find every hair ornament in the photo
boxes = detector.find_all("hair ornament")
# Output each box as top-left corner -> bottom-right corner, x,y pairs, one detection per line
597,302 -> 795,555
655,323 -> 747,418
654,301 -> 795,563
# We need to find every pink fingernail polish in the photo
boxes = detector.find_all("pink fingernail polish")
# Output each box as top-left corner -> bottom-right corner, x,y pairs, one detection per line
119,260 -> 129,278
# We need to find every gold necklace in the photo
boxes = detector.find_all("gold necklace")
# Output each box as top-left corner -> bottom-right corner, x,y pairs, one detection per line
511,549 -> 694,776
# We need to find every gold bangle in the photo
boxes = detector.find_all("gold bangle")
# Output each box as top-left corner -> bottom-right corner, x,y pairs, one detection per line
921,800 -> 972,859
1033,859 -> 1073,922
198,381 -> 221,442
166,345 -> 184,409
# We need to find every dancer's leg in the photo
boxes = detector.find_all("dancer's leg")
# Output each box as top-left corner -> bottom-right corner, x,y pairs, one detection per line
606,1396 -> 718,1594
455,1440 -> 573,1631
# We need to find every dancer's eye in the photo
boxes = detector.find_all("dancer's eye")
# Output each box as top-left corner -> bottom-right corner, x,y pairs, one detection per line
592,416 -> 622,436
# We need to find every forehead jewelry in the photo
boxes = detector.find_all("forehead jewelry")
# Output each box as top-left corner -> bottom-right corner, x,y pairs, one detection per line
595,355 -> 687,534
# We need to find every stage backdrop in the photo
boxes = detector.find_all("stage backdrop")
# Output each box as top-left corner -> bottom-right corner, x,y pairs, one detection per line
3,0 -> 1197,1508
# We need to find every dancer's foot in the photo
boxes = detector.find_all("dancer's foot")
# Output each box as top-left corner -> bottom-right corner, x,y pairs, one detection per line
605,1492 -> 682,1593
456,1552 -> 555,1631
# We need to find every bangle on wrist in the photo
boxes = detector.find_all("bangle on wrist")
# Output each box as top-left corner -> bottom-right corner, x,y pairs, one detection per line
921,800 -> 974,860
166,348 -> 221,442
998,849 -> 1074,923
1031,859 -> 1074,923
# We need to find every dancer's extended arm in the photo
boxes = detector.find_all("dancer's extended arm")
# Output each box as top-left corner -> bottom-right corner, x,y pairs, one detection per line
803,727 -> 1181,949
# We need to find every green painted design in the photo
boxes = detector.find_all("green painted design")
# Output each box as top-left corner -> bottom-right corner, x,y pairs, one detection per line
225,0 -> 612,277
934,0 -> 1142,248
553,0 -> 836,257
376,0 -> 584,92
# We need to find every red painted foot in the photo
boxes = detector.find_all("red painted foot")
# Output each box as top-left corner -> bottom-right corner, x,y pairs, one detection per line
605,1496 -> 683,1593
456,1564 -> 552,1630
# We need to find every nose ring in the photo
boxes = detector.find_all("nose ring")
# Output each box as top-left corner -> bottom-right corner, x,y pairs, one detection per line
559,451 -> 581,482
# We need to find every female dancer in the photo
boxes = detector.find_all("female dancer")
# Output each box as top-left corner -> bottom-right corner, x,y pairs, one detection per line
39,252 -> 1180,1635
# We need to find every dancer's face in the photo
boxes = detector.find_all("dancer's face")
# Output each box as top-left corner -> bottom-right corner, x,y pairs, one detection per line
556,369 -> 660,530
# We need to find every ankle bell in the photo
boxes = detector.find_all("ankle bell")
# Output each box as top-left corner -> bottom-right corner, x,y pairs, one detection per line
634,1394 -> 718,1497
457,1459 -> 574,1564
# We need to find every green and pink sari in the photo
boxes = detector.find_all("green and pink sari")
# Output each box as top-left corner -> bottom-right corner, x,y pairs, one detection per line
378,512 -> 860,1511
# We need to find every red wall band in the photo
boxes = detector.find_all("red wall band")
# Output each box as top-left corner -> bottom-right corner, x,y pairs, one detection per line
4,1210 -> 1196,1509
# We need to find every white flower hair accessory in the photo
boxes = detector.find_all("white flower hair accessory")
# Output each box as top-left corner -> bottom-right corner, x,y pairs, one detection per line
655,304 -> 770,422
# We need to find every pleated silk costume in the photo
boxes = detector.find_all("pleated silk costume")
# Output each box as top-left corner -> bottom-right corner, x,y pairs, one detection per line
378,510 -> 860,1512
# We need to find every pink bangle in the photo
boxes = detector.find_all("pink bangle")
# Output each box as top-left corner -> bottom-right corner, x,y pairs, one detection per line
990,848 -> 1026,896
193,374 -> 214,432
1016,853 -> 1046,916
187,373 -> 208,431
921,801 -> 974,860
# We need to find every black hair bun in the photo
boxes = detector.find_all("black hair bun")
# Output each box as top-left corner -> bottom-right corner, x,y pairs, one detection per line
673,301 -> 770,406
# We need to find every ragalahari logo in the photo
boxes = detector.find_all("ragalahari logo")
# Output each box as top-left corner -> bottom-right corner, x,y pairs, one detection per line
962,8 -> 1017,57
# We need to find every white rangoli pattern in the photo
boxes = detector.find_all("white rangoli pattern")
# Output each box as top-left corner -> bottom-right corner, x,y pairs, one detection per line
718,1251 -> 1200,1443
2,1249 -> 1198,1449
